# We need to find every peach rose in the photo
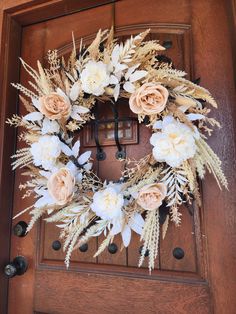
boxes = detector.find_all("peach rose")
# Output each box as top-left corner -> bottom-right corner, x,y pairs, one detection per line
39,93 -> 71,120
129,83 -> 168,115
47,168 -> 75,205
136,183 -> 167,211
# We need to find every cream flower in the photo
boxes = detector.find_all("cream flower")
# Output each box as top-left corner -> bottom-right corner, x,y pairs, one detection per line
30,135 -> 61,170
38,89 -> 71,120
47,168 -> 75,205
150,116 -> 198,167
91,185 -> 124,220
129,82 -> 168,115
111,213 -> 145,247
80,60 -> 110,96
136,183 -> 167,210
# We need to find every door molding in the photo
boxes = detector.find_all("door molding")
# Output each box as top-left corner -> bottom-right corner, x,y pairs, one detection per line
0,1 -> 235,313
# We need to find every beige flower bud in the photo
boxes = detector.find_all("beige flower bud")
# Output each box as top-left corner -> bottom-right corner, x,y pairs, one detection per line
129,83 -> 168,115
39,93 -> 71,121
47,168 -> 75,205
136,183 -> 167,211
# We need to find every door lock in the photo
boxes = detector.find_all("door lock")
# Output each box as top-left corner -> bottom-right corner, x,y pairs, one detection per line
4,256 -> 28,278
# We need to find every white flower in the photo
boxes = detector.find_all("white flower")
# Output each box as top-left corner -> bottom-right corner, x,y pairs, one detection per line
70,105 -> 90,121
69,81 -> 81,101
34,187 -> 55,208
123,64 -> 147,94
81,61 -> 110,96
42,118 -> 60,135
30,135 -> 62,170
111,213 -> 144,247
150,116 -> 198,167
91,185 -> 124,220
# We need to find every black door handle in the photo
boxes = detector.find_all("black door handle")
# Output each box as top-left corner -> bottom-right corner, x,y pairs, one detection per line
4,256 -> 28,278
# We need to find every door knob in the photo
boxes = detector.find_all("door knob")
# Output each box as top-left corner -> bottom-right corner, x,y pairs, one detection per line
4,256 -> 28,278
13,221 -> 28,237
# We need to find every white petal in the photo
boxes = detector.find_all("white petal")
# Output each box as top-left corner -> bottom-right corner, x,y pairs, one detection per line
70,206 -> 83,213
121,225 -> 131,247
56,87 -> 67,99
111,44 -> 120,65
153,120 -> 163,129
187,113 -> 205,121
109,75 -> 119,85
76,106 -> 90,114
129,70 -> 147,83
35,194 -> 54,208
76,172 -> 83,182
80,212 -> 89,224
78,151 -> 91,165
115,63 -> 128,73
129,213 -> 144,235
113,84 -> 120,102
83,162 -> 93,171
123,81 -> 135,93
56,223 -> 68,228
34,188 -> 47,196
179,105 -> 190,113
72,139 -> 80,157
69,81 -> 80,101
23,112 -> 43,121
42,118 -> 60,134
71,111 -> 83,121
66,160 -> 78,176
124,64 -> 140,80
130,191 -> 138,199
39,170 -> 51,178
32,98 -> 40,110
162,115 -> 175,127
111,220 -> 122,235
60,141 -> 73,156
56,88 -> 70,104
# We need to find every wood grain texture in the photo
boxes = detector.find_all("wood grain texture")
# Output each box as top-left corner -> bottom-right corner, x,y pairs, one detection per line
0,0 -> 235,313
34,269 -> 211,314
191,1 -> 236,312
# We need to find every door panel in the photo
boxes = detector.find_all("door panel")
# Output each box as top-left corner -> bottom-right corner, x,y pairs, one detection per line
7,1 -> 236,314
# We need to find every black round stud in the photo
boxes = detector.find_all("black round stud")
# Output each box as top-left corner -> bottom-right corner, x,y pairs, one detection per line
173,247 -> 185,259
115,150 -> 126,160
96,151 -> 106,161
13,221 -> 28,237
79,243 -> 88,253
52,240 -> 61,251
139,245 -> 149,257
108,243 -> 118,254
162,40 -> 173,49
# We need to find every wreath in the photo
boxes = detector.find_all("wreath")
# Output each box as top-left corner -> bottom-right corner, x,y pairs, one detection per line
8,29 -> 228,272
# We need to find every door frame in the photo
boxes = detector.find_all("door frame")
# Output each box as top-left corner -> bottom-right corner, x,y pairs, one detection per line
0,1 -> 235,313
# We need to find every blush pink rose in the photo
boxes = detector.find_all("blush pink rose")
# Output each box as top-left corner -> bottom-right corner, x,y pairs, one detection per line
129,83 -> 168,115
136,183 -> 167,211
47,168 -> 75,205
39,93 -> 71,120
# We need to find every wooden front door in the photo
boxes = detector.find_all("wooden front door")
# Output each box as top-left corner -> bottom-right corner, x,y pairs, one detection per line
1,1 -> 236,313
